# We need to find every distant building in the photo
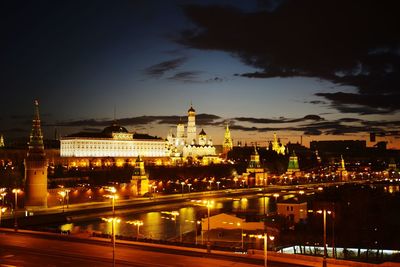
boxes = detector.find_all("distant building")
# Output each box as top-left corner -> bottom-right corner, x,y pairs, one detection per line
243,146 -> 267,186
222,124 -> 233,156
277,198 -> 308,223
24,100 -> 48,209
131,155 -> 149,196
166,105 -> 217,162
310,140 -> 366,154
0,135 -> 4,148
60,124 -> 169,167
286,150 -> 301,176
269,133 -> 286,155
337,155 -> 348,182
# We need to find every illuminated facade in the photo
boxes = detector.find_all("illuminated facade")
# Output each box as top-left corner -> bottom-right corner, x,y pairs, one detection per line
286,150 -> 300,175
24,100 -> 48,209
60,125 -> 168,158
243,146 -> 267,186
270,133 -> 286,155
222,124 -> 233,156
131,155 -> 149,196
337,155 -> 348,181
167,105 -> 216,160
0,134 -> 4,148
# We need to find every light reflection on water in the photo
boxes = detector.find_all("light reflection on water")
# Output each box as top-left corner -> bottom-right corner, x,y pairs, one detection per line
60,196 -> 274,240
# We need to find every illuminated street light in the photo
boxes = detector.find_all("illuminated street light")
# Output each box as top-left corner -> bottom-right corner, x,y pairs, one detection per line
0,207 -> 7,226
58,191 -> 66,212
253,233 -> 275,267
181,182 -> 185,197
127,220 -> 143,238
187,183 -> 192,194
203,200 -> 214,253
208,180 -> 213,191
216,181 -> 220,191
102,217 -> 121,267
317,209 -> 332,267
12,188 -> 20,231
233,177 -> 238,188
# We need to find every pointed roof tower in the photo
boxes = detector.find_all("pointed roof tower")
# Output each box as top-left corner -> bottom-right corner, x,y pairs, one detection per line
27,100 -> 46,159
287,150 -> 300,173
223,123 -> 233,154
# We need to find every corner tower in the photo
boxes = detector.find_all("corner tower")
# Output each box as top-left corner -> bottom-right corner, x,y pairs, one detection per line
24,100 -> 48,209
187,104 -> 196,145
222,124 -> 233,155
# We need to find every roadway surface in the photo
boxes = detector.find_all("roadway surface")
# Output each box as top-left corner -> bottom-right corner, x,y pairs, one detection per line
0,230 -> 307,267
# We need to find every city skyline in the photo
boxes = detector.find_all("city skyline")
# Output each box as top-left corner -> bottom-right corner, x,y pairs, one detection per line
1,0 -> 399,148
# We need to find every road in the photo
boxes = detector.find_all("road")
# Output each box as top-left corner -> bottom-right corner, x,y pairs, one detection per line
0,231 -> 306,267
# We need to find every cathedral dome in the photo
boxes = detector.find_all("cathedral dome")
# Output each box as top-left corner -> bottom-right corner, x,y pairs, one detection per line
102,124 -> 128,134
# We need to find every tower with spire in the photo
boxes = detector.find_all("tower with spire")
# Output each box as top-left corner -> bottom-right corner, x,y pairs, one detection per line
286,150 -> 300,175
186,103 -> 196,145
131,155 -> 149,196
24,100 -> 48,209
244,146 -> 267,186
222,124 -> 233,156
337,155 -> 348,182
0,134 -> 4,148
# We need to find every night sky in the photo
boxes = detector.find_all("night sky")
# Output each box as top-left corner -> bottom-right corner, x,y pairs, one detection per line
1,0 -> 399,148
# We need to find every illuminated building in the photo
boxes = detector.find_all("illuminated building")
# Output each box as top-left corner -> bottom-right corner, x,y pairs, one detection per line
337,155 -> 348,182
60,124 -> 169,167
222,124 -> 233,156
24,100 -> 48,209
286,150 -> 300,176
270,133 -> 286,155
243,146 -> 267,186
0,134 -> 4,148
131,155 -> 149,196
166,105 -> 217,162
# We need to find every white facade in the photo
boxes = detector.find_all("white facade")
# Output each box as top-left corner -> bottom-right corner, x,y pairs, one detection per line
60,129 -> 168,158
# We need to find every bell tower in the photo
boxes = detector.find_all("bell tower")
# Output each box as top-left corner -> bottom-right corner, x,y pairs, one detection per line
24,100 -> 48,209
187,104 -> 196,145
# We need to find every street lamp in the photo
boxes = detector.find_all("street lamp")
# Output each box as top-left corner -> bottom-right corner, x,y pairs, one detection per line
181,182 -> 185,197
233,177 -> 238,188
216,181 -> 220,191
187,183 -> 192,194
255,233 -> 275,267
0,189 -> 6,206
12,188 -> 20,231
127,220 -> 143,238
317,209 -> 332,267
65,189 -> 70,209
58,191 -> 66,212
0,207 -> 7,226
203,200 -> 214,253
208,180 -> 213,191
102,217 -> 121,267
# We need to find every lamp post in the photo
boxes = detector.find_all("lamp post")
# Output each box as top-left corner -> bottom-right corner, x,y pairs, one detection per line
0,207 -> 7,226
317,209 -> 331,267
237,222 -> 244,249
204,200 -> 214,253
216,181 -> 220,191
208,180 -> 213,191
102,217 -> 120,267
273,193 -> 279,212
181,182 -> 185,197
12,189 -> 20,231
187,183 -> 192,194
65,189 -> 70,209
255,234 -> 274,267
0,191 -> 6,206
233,177 -> 238,188
58,191 -> 66,212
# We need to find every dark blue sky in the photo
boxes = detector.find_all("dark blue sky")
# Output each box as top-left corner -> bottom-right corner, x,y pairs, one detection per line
1,0 -> 399,148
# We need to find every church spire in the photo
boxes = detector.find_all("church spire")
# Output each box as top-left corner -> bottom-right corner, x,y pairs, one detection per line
28,100 -> 45,158
223,123 -> 233,155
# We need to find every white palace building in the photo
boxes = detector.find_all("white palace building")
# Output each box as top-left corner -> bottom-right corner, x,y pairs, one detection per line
59,105 -> 218,167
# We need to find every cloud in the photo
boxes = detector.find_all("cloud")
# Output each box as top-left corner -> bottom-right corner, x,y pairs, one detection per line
167,71 -> 202,82
144,57 -> 187,77
234,114 -> 324,124
57,114 -> 221,128
177,1 -> 400,114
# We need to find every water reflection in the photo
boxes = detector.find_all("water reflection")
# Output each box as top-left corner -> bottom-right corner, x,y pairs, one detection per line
60,196 -> 273,240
